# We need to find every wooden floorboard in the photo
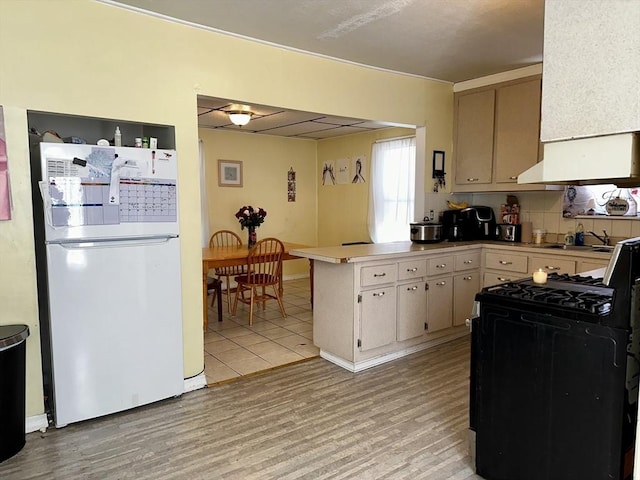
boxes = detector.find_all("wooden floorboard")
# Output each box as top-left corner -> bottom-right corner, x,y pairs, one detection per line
0,337 -> 482,480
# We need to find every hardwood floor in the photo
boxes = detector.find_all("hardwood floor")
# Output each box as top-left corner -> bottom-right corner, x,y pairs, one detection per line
1,337 -> 480,480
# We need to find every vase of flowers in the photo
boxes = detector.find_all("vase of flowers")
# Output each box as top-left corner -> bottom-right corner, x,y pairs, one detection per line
235,205 -> 267,248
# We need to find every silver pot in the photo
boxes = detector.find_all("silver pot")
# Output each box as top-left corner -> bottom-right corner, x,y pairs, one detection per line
410,223 -> 443,243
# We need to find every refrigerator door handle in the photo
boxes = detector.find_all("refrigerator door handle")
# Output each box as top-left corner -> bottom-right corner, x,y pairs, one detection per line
50,235 -> 179,249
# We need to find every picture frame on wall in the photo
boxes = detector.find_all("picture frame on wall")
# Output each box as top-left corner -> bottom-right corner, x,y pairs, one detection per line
218,159 -> 243,187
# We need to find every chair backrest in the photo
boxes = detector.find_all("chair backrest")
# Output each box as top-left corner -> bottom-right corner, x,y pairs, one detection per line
246,238 -> 284,285
209,230 -> 242,248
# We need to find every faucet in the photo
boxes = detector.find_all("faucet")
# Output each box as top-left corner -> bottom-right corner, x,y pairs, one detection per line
588,230 -> 610,246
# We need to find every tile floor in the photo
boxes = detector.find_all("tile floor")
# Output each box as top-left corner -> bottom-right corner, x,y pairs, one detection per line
203,277 -> 319,385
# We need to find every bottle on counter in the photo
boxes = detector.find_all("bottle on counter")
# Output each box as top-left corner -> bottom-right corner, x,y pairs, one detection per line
114,126 -> 122,147
575,223 -> 584,246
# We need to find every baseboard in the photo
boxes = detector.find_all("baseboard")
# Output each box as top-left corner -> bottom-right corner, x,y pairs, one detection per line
282,273 -> 309,281
183,372 -> 207,393
26,414 -> 49,433
320,330 -> 470,372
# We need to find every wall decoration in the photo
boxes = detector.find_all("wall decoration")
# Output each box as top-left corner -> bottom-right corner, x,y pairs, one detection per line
351,155 -> 366,183
336,158 -> 350,184
0,106 -> 11,220
287,167 -> 296,202
322,160 -> 336,186
218,159 -> 243,187
432,150 -> 446,192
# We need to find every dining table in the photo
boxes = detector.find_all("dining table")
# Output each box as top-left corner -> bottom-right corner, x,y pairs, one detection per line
202,242 -> 312,329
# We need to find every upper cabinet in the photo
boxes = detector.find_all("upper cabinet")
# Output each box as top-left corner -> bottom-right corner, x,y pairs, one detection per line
453,75 -> 551,193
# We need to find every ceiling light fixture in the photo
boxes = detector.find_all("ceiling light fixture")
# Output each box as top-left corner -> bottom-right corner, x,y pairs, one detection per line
227,104 -> 253,126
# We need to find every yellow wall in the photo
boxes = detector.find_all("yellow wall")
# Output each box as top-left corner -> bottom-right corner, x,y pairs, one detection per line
0,0 -> 452,419
316,127 -> 415,246
200,129 -> 316,276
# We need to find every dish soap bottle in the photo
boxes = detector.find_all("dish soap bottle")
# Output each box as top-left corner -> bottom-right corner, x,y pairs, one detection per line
575,223 -> 584,246
114,126 -> 122,147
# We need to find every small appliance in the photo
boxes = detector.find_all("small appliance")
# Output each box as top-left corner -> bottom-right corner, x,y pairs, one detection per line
409,223 -> 442,243
441,210 -> 465,241
496,223 -> 521,242
459,206 -> 497,240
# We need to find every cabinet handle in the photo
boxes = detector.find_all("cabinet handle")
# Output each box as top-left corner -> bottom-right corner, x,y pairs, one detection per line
544,265 -> 560,270
373,273 -> 386,277
372,291 -> 385,297
406,267 -> 418,272
463,276 -> 472,281
435,281 -> 446,286
436,264 -> 447,269
407,286 -> 418,291
499,260 -> 512,265
467,178 -> 479,182
463,260 -> 473,264
509,175 -> 518,180
497,277 -> 511,282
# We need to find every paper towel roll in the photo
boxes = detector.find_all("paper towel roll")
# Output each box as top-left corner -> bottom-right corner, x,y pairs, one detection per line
521,221 -> 533,244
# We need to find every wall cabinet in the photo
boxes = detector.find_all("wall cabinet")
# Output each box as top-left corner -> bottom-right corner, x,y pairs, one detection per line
453,76 -> 550,192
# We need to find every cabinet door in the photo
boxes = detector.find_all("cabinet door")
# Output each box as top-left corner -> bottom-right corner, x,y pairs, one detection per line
397,282 -> 427,341
427,276 -> 453,333
494,79 -> 542,183
454,272 -> 480,326
454,90 -> 495,186
359,286 -> 396,351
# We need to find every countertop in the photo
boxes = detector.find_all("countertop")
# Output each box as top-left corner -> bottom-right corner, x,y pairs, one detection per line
290,241 -> 613,264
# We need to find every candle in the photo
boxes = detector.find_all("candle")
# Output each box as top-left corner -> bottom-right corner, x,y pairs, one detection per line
532,269 -> 548,284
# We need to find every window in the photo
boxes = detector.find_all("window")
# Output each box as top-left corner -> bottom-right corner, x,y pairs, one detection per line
367,137 -> 416,243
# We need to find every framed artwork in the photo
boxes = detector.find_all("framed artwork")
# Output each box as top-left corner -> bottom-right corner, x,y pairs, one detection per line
218,159 -> 243,187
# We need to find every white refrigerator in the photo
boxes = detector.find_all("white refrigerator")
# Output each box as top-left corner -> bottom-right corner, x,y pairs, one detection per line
38,142 -> 184,427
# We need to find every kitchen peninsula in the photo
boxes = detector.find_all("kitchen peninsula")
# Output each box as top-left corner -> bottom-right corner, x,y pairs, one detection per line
290,241 -> 612,372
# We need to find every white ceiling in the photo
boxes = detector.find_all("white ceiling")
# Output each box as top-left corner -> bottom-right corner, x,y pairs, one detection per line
107,0 -> 545,138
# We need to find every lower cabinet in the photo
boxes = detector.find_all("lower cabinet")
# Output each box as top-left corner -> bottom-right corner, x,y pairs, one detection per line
396,281 -> 428,341
427,275 -> 453,333
359,285 -> 397,351
454,272 -> 481,326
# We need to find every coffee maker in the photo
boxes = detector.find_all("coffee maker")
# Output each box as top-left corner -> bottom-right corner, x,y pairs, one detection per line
459,206 -> 497,240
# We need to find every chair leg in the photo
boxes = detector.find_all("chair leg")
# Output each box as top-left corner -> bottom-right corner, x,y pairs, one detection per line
232,283 -> 241,316
224,275 -> 233,314
248,287 -> 255,326
272,285 -> 287,319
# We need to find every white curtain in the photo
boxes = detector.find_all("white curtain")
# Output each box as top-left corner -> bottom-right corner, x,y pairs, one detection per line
367,137 -> 416,243
199,139 -> 211,247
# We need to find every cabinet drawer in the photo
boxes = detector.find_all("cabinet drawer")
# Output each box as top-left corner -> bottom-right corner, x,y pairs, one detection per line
485,252 -> 528,273
530,256 -> 576,275
427,256 -> 454,276
360,264 -> 397,287
455,252 -> 481,272
483,271 -> 526,287
398,259 -> 427,281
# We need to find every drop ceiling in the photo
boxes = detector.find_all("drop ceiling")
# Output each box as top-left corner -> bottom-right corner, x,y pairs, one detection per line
107,0 -> 545,138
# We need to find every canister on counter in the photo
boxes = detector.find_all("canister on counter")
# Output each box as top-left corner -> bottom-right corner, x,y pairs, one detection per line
142,136 -> 150,148
134,137 -> 142,148
533,228 -> 546,244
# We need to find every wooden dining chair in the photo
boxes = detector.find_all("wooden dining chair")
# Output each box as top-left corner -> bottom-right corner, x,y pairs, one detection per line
232,237 -> 287,326
208,230 -> 247,313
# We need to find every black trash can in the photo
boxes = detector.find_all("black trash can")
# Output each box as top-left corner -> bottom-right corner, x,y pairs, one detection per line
0,324 -> 30,463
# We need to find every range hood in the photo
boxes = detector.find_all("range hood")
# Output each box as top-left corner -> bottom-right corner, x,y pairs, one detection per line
518,1 -> 640,186
518,133 -> 640,186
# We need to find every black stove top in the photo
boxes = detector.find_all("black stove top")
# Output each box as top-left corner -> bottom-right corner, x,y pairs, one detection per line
483,273 -> 614,316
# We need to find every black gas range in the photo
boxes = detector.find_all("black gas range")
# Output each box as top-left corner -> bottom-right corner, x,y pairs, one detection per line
470,238 -> 640,480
